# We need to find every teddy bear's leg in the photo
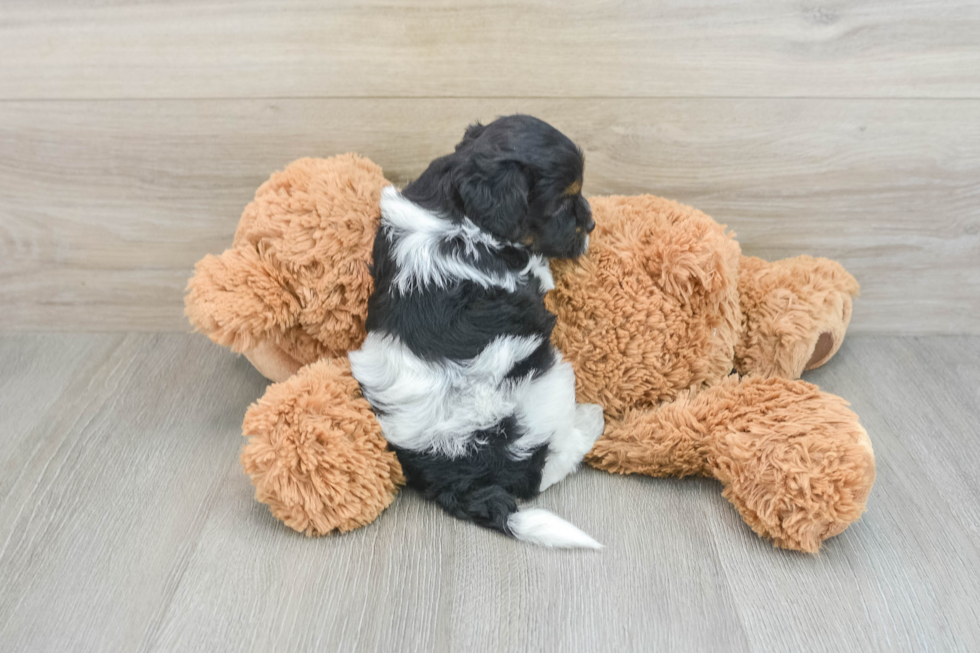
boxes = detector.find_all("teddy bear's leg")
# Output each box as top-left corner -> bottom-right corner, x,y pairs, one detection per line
736,255 -> 860,379
241,357 -> 404,536
587,375 -> 875,552
185,246 -> 302,354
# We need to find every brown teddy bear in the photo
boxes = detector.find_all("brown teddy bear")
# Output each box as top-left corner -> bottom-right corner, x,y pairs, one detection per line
186,154 -> 875,553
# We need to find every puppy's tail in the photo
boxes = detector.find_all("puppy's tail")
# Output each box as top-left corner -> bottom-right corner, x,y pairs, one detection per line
507,508 -> 603,549
436,485 -> 602,549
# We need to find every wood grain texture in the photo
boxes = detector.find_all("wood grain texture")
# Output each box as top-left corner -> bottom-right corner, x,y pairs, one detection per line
0,334 -> 269,652
2,98 -> 978,335
0,333 -> 979,652
2,0 -> 980,100
717,336 -> 980,651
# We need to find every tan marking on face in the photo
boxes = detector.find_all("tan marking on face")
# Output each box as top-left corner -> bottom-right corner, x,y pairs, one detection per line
521,234 -> 535,246
563,179 -> 582,196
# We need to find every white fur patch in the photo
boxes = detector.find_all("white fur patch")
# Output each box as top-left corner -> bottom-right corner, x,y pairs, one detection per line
380,186 -> 550,294
538,403 -> 605,492
508,508 -> 602,549
527,254 -> 555,292
508,360 -> 577,458
349,331 -> 544,458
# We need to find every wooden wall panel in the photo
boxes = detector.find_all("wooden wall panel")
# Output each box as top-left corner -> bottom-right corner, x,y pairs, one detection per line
1,1 -> 979,99
2,99 -> 977,333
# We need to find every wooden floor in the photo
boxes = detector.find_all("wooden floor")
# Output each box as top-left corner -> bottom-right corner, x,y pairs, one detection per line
0,333 -> 977,652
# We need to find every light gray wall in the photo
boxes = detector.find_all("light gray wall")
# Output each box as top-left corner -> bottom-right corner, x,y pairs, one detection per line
1,1 -> 978,333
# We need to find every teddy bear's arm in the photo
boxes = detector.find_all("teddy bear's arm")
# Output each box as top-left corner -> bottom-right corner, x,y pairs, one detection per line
736,255 -> 859,379
586,375 -> 874,553
185,246 -> 303,354
241,356 -> 404,535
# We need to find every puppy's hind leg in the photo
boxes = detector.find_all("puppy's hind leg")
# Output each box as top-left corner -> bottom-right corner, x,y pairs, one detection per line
539,403 -> 605,492
509,354 -> 605,493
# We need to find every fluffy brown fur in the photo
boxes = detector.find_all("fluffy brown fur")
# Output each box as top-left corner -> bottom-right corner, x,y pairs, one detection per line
240,356 -> 404,536
736,254 -> 860,379
185,155 -> 387,375
587,376 -> 874,552
547,194 -> 742,414
186,155 -> 874,551
547,194 -> 872,552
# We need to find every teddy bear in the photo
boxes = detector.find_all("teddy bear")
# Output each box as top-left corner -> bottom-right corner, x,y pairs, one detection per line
185,154 -> 875,553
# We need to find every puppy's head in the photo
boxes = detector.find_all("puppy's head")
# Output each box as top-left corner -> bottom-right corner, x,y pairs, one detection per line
453,115 -> 594,258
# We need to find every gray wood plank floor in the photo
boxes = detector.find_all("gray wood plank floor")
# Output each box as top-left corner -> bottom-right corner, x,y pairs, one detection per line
1,334 -> 978,652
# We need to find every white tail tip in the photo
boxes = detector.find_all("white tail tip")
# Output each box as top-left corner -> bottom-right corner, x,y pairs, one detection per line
507,509 -> 603,549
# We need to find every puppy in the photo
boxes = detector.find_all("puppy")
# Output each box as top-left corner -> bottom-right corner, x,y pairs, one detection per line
349,115 -> 605,548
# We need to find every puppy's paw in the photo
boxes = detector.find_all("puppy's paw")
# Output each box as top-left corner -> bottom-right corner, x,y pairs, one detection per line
574,403 -> 605,444
539,404 -> 606,493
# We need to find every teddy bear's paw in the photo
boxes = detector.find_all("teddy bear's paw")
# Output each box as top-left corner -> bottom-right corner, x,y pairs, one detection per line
804,331 -> 837,371
737,255 -> 860,379
243,338 -> 305,383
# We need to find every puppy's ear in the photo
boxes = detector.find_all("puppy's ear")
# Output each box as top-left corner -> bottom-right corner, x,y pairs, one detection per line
456,157 -> 529,242
455,122 -> 486,152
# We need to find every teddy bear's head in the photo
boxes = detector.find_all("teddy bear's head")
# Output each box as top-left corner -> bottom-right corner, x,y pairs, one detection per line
548,195 -> 861,418
547,194 -> 744,419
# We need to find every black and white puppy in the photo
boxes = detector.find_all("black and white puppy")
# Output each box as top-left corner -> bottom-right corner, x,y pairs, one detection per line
350,115 -> 605,548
